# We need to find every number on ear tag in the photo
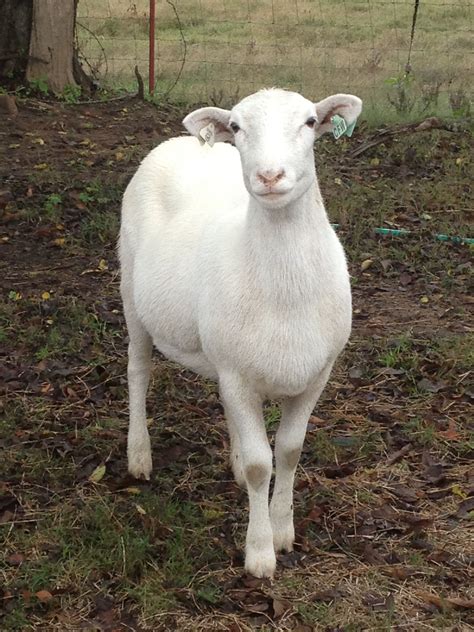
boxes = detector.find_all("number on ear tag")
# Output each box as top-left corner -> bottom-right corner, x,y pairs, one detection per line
331,114 -> 358,139
331,115 -> 347,139
199,122 -> 215,147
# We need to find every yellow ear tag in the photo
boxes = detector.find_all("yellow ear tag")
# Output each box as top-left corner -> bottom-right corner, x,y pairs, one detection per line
199,122 -> 215,147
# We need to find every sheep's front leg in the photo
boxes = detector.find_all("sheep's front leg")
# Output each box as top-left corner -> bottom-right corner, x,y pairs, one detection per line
220,374 -> 275,578
270,364 -> 333,553
225,415 -> 246,488
124,300 -> 153,479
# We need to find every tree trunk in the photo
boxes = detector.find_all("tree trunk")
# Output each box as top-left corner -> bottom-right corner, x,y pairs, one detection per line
26,0 -> 77,93
0,0 -> 32,81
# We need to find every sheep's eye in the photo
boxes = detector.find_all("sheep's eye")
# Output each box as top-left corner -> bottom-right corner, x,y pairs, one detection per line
229,122 -> 240,133
305,117 -> 317,129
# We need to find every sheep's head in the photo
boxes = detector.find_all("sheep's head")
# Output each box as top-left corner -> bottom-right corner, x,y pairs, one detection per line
183,89 -> 362,209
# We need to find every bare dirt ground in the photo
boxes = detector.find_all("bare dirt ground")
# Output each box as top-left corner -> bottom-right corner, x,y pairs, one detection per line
0,97 -> 472,631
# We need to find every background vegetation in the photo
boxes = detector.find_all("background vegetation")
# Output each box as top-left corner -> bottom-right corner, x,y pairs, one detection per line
77,0 -> 473,122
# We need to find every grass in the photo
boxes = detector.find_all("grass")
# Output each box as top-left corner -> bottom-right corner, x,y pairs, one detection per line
76,0 -> 473,122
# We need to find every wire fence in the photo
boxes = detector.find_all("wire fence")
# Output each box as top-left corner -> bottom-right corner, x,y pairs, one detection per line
77,0 -> 472,120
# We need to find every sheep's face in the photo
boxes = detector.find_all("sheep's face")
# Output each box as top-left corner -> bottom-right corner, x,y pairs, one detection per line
183,89 -> 362,210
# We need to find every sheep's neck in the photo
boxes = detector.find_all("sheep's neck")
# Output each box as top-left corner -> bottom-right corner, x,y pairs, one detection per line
244,179 -> 330,305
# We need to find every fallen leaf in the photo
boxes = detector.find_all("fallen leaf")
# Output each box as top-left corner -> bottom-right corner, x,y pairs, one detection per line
7,552 -> 24,566
385,566 -> 417,580
386,443 -> 412,466
361,258 -> 373,271
246,601 -> 269,613
451,484 -> 468,500
362,543 -> 385,565
272,598 -> 292,618
422,463 -> 445,484
420,295 -> 429,304
437,419 -> 459,441
403,515 -> 434,534
390,484 -> 421,503
455,496 -> 474,518
125,487 -> 142,495
417,378 -> 446,393
88,463 -> 106,483
41,291 -> 51,301
35,590 -> 53,603
20,589 -> 32,603
34,163 -> 48,170
445,596 -> 474,609
399,272 -> 413,286
363,591 -> 395,612
277,550 -> 305,569
418,590 -> 474,611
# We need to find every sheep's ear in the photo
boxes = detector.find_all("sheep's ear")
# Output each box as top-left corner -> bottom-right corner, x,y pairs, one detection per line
314,94 -> 362,138
182,106 -> 233,143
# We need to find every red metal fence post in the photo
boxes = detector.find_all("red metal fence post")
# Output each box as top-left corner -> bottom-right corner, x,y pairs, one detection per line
149,0 -> 156,95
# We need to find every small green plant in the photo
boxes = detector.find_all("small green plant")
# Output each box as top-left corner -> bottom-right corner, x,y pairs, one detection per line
61,83 -> 82,104
404,417 -> 436,446
79,209 -> 119,245
264,402 -> 281,429
79,190 -> 95,204
43,193 -> 63,220
420,81 -> 442,113
28,77 -> 49,96
377,334 -> 416,370
449,87 -> 471,118
385,72 -> 416,115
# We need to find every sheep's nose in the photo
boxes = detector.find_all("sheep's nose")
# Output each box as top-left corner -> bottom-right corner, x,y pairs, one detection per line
257,169 -> 285,186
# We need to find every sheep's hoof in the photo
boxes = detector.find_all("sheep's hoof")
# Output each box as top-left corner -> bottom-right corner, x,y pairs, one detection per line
244,546 -> 276,579
127,437 -> 152,480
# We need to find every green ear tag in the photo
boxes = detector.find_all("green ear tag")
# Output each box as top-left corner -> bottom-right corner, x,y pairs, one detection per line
331,115 -> 357,139
345,119 -> 357,137
331,115 -> 347,140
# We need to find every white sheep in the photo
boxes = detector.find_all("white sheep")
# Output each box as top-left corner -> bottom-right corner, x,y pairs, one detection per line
119,88 -> 362,578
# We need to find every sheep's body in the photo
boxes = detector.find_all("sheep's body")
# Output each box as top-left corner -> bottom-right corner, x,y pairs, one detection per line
119,88 -> 362,578
121,136 -> 350,395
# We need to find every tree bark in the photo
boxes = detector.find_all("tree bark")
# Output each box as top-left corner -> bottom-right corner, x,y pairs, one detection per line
26,0 -> 77,93
0,0 -> 32,80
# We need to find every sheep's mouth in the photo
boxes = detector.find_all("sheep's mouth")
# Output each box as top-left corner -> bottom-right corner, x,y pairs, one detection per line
255,188 -> 293,199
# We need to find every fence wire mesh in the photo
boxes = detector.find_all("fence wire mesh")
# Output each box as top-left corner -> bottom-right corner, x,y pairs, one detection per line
77,0 -> 472,119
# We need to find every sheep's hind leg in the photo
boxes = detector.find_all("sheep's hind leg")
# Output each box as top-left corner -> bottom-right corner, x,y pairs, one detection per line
270,364 -> 333,553
124,299 -> 153,480
220,374 -> 275,578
